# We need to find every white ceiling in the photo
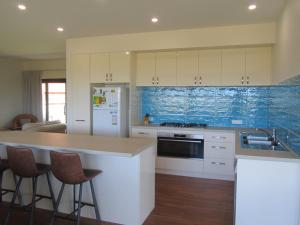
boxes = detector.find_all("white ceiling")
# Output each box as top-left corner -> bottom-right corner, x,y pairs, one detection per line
0,0 -> 287,59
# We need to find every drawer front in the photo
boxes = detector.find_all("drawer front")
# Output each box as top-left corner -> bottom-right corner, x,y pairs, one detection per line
131,128 -> 157,138
205,132 -> 235,143
204,158 -> 234,175
205,142 -> 235,159
157,157 -> 203,173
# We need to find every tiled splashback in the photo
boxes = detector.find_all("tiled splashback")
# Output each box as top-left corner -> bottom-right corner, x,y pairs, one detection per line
140,86 -> 272,128
138,76 -> 300,154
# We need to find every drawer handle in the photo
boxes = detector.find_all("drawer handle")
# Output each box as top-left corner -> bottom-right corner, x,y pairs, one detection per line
211,161 -> 226,166
211,136 -> 226,139
138,132 -> 147,135
211,146 -> 226,150
75,120 -> 86,122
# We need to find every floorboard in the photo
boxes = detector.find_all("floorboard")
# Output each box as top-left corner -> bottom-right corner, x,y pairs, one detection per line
0,174 -> 234,225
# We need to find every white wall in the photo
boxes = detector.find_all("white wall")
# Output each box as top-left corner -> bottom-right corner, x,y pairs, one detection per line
67,23 -> 276,54
0,57 -> 23,128
272,0 -> 300,83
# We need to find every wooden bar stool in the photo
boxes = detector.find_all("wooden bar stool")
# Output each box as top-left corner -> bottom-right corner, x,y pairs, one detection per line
49,151 -> 101,225
4,146 -> 56,225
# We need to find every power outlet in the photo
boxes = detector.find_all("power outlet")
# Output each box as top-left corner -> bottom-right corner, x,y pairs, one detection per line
232,120 -> 243,125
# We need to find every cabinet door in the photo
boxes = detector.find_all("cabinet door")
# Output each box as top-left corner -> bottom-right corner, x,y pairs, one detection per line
68,54 -> 90,134
221,49 -> 246,86
109,52 -> 131,83
199,49 -> 222,86
156,52 -> 177,86
90,53 -> 110,83
136,53 -> 156,86
245,47 -> 271,85
177,50 -> 198,86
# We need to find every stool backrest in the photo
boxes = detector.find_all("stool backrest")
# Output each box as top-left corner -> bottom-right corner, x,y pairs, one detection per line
7,146 -> 38,177
50,151 -> 86,184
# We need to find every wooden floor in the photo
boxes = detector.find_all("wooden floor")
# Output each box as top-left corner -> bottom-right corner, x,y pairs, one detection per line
0,174 -> 234,225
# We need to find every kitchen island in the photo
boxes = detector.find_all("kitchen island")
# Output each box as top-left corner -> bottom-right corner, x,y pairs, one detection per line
234,130 -> 300,225
0,131 -> 156,225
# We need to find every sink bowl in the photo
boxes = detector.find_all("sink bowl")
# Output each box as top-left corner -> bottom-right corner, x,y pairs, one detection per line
240,132 -> 287,151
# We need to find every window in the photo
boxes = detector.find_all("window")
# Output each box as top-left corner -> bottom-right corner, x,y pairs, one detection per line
42,79 -> 66,123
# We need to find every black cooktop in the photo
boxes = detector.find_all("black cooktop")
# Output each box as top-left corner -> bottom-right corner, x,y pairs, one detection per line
159,122 -> 207,128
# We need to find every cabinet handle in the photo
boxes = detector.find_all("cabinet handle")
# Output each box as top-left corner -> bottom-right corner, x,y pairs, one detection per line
194,76 -> 197,85
152,77 -> 155,85
241,76 -> 244,85
211,146 -> 226,150
75,120 -> 86,122
105,73 -> 108,81
156,77 -> 159,85
199,76 -> 202,85
211,161 -> 226,166
110,73 -> 112,81
247,76 -> 250,85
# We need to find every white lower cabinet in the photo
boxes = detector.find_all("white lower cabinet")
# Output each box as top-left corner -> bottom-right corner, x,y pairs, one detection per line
131,127 -> 235,180
157,157 -> 203,173
131,128 -> 157,138
204,158 -> 234,175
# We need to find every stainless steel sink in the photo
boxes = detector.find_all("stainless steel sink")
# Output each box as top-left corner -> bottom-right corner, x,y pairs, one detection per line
240,132 -> 287,151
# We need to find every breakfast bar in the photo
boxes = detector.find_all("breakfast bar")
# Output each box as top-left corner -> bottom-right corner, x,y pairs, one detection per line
0,131 -> 156,225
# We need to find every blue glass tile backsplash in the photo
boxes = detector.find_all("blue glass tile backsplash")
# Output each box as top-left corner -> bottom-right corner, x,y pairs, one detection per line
138,77 -> 300,154
139,86 -> 272,128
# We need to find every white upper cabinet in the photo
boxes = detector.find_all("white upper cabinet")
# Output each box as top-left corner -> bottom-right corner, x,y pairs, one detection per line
221,48 -> 246,86
136,53 -> 156,86
90,52 -> 130,83
177,50 -> 199,86
109,52 -> 131,83
245,47 -> 271,85
155,52 -> 177,86
136,47 -> 272,87
67,54 -> 91,134
90,53 -> 109,83
198,49 -> 222,86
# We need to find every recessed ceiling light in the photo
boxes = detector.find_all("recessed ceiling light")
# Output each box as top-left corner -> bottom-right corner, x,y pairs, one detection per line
17,4 -> 26,10
248,4 -> 257,10
151,17 -> 158,23
125,51 -> 130,55
57,27 -> 64,32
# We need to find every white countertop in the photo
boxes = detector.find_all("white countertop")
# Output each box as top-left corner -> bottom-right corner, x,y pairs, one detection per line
132,124 -> 236,133
0,131 -> 156,157
235,129 -> 300,162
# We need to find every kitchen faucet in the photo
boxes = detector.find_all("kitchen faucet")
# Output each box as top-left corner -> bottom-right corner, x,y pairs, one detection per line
255,128 -> 277,140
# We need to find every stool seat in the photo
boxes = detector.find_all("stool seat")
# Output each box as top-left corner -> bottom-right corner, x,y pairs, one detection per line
36,163 -> 51,176
83,169 -> 102,181
49,151 -> 101,225
0,159 -> 9,172
4,147 -> 56,225
50,151 -> 102,184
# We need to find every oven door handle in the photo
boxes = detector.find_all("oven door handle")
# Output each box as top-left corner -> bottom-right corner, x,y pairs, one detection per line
158,138 -> 203,144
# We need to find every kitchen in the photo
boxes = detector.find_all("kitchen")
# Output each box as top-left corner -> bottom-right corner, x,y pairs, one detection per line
66,0 -> 300,223
0,0 -> 299,225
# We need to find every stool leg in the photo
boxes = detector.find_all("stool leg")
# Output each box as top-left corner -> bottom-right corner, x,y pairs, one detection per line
29,176 -> 38,225
13,174 -> 23,206
46,172 -> 56,209
4,176 -> 23,225
90,180 -> 101,221
73,184 -> 76,216
49,183 -> 65,225
0,171 -> 3,203
76,183 -> 83,225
